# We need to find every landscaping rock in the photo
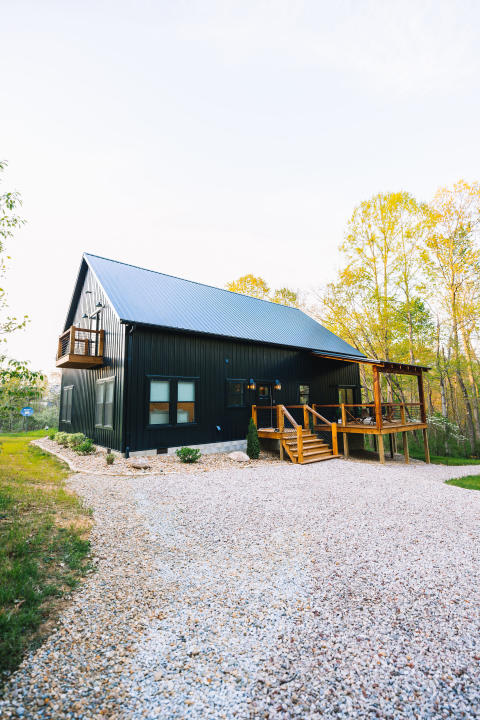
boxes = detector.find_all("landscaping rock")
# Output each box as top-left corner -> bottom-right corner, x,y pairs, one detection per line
228,451 -> 250,462
127,458 -> 151,470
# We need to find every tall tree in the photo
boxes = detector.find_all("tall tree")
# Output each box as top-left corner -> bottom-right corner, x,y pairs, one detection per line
226,274 -> 298,307
425,180 -> 480,447
0,160 -> 27,339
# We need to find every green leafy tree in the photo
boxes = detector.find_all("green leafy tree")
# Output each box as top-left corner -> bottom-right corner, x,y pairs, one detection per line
0,160 -> 28,339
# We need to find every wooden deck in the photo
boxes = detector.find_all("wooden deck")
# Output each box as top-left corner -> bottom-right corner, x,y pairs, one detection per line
253,400 -> 430,465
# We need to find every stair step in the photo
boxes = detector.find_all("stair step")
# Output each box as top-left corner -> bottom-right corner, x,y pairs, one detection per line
291,448 -> 332,458
301,453 -> 340,464
300,447 -> 333,457
285,439 -> 329,449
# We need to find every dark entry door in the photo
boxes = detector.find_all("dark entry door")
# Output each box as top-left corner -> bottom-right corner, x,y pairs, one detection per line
256,383 -> 275,428
256,383 -> 273,406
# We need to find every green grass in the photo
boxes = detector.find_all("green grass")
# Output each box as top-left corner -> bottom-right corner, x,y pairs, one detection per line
410,451 -> 480,466
445,475 -> 480,490
0,431 -> 92,684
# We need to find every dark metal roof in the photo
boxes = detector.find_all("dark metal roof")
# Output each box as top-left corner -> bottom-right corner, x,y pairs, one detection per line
82,253 -> 366,357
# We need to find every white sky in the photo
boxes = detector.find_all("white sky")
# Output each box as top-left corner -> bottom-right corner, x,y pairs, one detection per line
2,0 -> 480,372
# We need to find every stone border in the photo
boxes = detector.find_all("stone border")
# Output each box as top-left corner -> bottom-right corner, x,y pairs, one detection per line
31,440 -> 138,477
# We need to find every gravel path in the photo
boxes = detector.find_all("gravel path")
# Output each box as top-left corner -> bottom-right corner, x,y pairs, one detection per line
1,459 -> 480,719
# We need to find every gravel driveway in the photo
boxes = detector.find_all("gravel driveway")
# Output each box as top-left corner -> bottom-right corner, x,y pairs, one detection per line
1,459 -> 480,719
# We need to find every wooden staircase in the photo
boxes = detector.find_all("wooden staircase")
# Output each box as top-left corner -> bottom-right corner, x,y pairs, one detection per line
282,429 -> 340,464
253,404 -> 340,465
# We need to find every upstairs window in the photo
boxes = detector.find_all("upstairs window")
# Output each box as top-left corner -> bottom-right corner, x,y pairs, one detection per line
95,377 -> 115,428
149,380 -> 170,425
226,380 -> 245,408
61,385 -> 73,423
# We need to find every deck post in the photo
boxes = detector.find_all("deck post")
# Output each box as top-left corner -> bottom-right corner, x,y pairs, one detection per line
402,432 -> 409,463
340,403 -> 349,458
331,422 -> 338,456
252,405 -> 257,426
277,405 -> 284,434
57,337 -> 63,360
389,433 -> 394,459
303,404 -> 309,429
417,372 -> 427,424
423,428 -> 430,463
296,424 -> 303,464
373,365 -> 382,430
377,433 -> 385,463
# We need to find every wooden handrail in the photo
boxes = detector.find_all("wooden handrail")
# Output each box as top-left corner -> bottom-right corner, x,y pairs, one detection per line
57,325 -> 105,359
313,402 -> 421,408
71,325 -> 103,335
280,404 -> 300,428
305,404 -> 331,426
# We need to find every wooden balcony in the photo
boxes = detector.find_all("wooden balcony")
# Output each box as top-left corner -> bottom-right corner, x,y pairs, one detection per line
56,326 -> 104,369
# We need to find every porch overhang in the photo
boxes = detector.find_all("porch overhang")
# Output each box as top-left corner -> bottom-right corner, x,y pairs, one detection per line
311,351 -> 430,374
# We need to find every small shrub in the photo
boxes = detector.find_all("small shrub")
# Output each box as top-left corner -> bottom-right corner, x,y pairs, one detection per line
175,447 -> 201,463
47,429 -> 56,441
75,438 -> 96,455
66,433 -> 86,449
54,432 -> 69,447
246,418 -> 260,459
105,453 -> 115,465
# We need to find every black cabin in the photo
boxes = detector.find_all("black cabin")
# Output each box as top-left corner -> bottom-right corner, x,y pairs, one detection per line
56,254 -> 365,458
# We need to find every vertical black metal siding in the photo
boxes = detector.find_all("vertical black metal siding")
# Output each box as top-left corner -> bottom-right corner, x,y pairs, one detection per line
58,267 -> 125,451
125,326 -> 361,452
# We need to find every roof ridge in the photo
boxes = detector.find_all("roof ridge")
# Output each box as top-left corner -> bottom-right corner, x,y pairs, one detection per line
83,252 -> 302,312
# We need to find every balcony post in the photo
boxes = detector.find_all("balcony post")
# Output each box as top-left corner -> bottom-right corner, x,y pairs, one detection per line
69,326 -> 76,355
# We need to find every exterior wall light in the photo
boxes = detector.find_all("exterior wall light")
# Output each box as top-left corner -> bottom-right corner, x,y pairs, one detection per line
247,379 -> 256,390
96,302 -> 103,308
82,313 -> 88,319
274,379 -> 282,390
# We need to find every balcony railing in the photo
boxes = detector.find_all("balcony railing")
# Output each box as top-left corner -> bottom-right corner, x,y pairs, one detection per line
56,326 -> 104,369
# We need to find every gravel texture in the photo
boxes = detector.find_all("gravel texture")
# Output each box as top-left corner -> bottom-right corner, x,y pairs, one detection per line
1,459 -> 480,719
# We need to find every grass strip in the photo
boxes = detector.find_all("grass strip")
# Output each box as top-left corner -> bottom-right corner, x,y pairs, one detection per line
0,431 -> 92,683
445,476 -> 480,491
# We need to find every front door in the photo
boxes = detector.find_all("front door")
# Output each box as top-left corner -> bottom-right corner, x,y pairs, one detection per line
256,383 -> 273,406
256,383 -> 275,429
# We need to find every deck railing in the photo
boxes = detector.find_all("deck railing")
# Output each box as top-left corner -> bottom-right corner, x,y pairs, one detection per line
251,404 -> 338,459
57,326 -> 105,360
312,402 -> 422,430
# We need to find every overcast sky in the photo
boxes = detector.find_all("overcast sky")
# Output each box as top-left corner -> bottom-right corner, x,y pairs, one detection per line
2,0 -> 480,372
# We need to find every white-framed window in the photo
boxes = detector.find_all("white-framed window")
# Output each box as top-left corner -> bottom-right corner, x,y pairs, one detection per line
61,385 -> 74,423
95,377 -> 115,428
